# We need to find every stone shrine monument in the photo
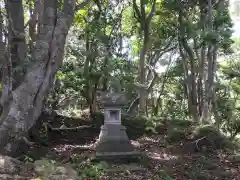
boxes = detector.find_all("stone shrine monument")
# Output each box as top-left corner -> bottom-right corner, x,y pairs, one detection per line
95,92 -> 137,158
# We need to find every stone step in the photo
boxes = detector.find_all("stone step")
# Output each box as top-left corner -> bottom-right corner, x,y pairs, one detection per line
94,151 -> 144,162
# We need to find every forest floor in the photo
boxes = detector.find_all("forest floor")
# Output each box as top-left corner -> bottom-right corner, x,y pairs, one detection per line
25,135 -> 240,180
17,113 -> 240,180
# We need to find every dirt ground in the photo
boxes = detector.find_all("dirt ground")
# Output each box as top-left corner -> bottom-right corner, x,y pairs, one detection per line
23,118 -> 240,180
6,111 -> 234,180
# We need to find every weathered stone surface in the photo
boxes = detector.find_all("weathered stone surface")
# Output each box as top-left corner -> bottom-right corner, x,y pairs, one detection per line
33,159 -> 77,180
46,175 -> 77,180
104,108 -> 121,125
97,92 -> 128,107
0,174 -> 29,180
0,155 -> 35,180
0,156 -> 78,180
0,155 -> 23,174
226,154 -> 240,163
96,124 -> 134,153
209,169 -> 233,178
202,161 -> 219,170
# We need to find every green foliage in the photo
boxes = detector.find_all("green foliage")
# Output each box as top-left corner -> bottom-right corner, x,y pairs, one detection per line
142,116 -> 165,134
23,155 -> 34,163
122,7 -> 136,35
167,119 -> 193,128
164,118 -> 194,143
75,162 -> 107,180
193,125 -> 232,149
194,125 -> 221,138
156,169 -> 174,180
166,127 -> 187,143
41,0 -> 239,147
215,58 -> 240,139
91,112 -> 104,127
122,115 -> 148,139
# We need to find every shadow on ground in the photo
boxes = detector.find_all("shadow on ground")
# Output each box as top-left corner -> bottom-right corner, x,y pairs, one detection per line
20,112 -> 240,180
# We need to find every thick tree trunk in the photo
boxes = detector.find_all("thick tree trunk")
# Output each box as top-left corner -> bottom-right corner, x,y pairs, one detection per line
0,0 -> 76,155
201,0 -> 214,124
0,6 -> 11,125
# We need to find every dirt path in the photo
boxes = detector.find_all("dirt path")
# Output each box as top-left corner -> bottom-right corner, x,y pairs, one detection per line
17,113 -> 240,179
21,132 -> 239,180
100,135 -> 239,180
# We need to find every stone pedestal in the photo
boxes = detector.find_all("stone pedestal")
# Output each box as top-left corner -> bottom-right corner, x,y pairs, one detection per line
96,124 -> 134,154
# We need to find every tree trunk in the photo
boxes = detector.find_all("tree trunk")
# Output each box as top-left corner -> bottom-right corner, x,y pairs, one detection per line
178,11 -> 199,122
133,0 -> 156,114
29,0 -> 43,52
0,6 -> 11,125
6,0 -> 26,66
0,0 -> 76,155
138,29 -> 148,114
201,0 -> 214,124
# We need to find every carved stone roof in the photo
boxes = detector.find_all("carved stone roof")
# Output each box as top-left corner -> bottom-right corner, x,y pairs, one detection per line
97,91 -> 128,107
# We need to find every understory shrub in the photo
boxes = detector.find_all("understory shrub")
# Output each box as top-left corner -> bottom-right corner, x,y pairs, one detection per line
122,115 -> 148,139
166,127 -> 187,143
165,119 -> 193,143
193,125 -> 233,149
75,161 -> 108,180
91,112 -> 104,127
167,119 -> 193,128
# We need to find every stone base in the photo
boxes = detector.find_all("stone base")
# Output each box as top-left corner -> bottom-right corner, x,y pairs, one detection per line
95,151 -> 142,161
95,124 -> 136,157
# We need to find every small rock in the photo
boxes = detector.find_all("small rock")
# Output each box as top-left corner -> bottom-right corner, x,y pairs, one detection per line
209,169 -> 233,178
0,174 -> 29,180
54,165 -> 77,177
202,160 -> 219,170
33,159 -> 55,176
47,175 -> 76,180
218,170 -> 233,177
0,155 -> 23,174
226,154 -> 240,163
33,159 -> 77,180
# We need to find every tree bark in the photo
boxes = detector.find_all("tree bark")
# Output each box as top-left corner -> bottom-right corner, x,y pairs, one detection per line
178,10 -> 199,122
0,0 -> 76,155
29,0 -> 43,52
6,0 -> 26,66
133,0 -> 156,114
0,6 -> 11,125
202,0 -> 214,124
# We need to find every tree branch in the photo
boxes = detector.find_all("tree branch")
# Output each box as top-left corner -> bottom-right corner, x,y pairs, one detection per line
133,0 -> 141,21
145,64 -> 158,93
24,20 -> 30,29
178,11 -> 195,60
146,0 -> 156,22
75,0 -> 91,11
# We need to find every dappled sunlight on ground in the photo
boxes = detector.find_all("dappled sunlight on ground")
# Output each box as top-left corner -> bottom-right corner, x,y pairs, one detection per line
138,135 -> 164,143
23,126 -> 240,180
53,143 -> 95,153
131,135 -> 165,150
147,151 -> 178,160
130,140 -> 141,147
128,134 -> 240,179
